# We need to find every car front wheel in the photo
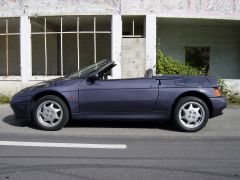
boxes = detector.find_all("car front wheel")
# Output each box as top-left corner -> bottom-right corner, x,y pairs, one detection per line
33,95 -> 69,131
173,96 -> 209,132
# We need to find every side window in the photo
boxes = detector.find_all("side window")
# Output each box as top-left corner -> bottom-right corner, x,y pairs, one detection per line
122,16 -> 145,38
185,47 -> 210,75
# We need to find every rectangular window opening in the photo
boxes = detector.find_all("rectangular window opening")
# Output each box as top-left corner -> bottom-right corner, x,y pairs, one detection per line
185,47 -> 210,75
0,18 -> 20,76
30,16 -> 111,76
122,16 -> 145,38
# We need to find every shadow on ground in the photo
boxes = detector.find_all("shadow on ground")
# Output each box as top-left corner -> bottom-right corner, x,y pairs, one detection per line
2,114 -> 176,131
2,115 -> 31,127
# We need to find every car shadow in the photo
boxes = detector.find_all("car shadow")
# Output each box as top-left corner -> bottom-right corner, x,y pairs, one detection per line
65,119 -> 176,131
2,114 -> 176,131
2,115 -> 32,127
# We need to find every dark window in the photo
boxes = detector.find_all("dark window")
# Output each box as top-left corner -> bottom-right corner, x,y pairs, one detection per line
31,16 -> 111,76
0,18 -> 20,76
185,47 -> 210,75
122,16 -> 144,37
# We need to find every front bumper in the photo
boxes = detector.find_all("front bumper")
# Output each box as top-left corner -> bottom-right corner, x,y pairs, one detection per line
10,95 -> 32,120
210,96 -> 227,118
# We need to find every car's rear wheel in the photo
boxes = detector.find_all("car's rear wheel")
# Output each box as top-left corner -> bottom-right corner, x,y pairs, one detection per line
173,96 -> 209,132
33,95 -> 69,131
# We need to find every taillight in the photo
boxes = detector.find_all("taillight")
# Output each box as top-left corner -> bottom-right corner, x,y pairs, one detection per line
214,87 -> 222,97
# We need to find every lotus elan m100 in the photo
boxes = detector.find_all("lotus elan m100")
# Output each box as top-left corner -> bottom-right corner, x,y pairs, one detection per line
10,60 -> 226,132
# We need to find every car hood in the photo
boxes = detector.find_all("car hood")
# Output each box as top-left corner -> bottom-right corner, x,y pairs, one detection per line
35,77 -> 70,86
17,77 -> 80,95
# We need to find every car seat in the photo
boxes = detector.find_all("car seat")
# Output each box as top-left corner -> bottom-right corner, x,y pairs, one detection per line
144,69 -> 153,78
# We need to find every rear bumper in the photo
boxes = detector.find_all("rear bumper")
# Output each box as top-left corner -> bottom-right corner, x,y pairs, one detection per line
210,97 -> 227,118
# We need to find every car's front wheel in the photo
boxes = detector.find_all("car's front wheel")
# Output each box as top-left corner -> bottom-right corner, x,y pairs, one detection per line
173,96 -> 209,132
33,95 -> 69,131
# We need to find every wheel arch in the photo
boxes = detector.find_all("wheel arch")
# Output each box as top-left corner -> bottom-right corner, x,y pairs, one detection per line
171,91 -> 213,118
31,90 -> 71,118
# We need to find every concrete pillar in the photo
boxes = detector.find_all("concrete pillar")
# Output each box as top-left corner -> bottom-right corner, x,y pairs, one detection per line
20,16 -> 32,85
145,15 -> 156,74
111,15 -> 122,79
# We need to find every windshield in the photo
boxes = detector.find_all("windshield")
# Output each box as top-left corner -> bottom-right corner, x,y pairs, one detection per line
66,60 -> 110,78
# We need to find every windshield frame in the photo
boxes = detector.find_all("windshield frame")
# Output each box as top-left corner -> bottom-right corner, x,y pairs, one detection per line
66,59 -> 112,79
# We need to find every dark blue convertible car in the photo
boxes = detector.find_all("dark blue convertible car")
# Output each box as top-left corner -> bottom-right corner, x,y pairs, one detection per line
10,59 -> 226,132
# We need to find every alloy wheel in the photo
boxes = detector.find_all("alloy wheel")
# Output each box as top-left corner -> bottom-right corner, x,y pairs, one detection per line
178,101 -> 205,129
37,100 -> 63,127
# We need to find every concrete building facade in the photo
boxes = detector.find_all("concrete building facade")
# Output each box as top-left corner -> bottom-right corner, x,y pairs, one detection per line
0,0 -> 240,95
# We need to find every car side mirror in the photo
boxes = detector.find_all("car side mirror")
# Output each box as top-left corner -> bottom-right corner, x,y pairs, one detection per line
87,74 -> 98,84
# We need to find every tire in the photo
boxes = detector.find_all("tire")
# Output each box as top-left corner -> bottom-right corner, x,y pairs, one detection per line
173,96 -> 209,132
32,95 -> 69,131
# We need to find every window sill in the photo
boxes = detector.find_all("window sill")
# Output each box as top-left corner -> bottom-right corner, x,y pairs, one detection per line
122,35 -> 144,38
29,76 -> 62,81
0,76 -> 21,81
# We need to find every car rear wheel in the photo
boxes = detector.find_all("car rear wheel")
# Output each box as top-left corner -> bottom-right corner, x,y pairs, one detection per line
173,96 -> 209,132
33,95 -> 69,131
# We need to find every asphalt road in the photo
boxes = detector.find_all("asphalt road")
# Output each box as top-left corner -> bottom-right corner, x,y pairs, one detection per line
0,105 -> 240,180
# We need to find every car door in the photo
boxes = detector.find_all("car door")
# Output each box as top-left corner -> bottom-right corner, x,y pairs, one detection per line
78,78 -> 159,113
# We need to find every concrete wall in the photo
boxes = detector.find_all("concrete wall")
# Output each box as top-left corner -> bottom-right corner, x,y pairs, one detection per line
0,80 -> 22,96
225,79 -> 240,93
121,38 -> 146,78
1,0 -> 240,20
0,77 -> 61,96
121,0 -> 240,20
157,18 -> 240,79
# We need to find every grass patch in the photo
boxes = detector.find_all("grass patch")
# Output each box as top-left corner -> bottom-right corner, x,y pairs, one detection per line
227,103 -> 240,109
227,96 -> 240,105
0,95 -> 11,104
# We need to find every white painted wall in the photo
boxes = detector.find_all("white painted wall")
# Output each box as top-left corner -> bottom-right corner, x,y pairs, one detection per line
145,15 -> 156,74
225,79 -> 240,94
20,16 -> 31,84
111,15 -> 122,79
1,0 -> 240,20
121,0 -> 240,20
0,81 -> 22,96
